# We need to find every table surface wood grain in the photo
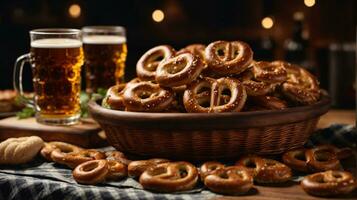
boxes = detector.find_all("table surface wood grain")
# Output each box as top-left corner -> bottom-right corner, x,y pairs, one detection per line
213,109 -> 356,200
0,117 -> 106,147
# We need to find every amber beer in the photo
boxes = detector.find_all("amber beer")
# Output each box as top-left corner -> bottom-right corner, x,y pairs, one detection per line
82,26 -> 127,93
14,29 -> 83,125
30,39 -> 83,118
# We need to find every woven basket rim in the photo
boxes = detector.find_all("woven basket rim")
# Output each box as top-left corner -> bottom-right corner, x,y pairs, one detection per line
88,95 -> 331,129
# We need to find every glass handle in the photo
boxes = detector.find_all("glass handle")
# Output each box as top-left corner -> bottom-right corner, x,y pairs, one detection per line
13,53 -> 34,107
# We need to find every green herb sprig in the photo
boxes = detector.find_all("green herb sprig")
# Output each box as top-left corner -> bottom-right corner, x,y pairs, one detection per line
16,88 -> 107,119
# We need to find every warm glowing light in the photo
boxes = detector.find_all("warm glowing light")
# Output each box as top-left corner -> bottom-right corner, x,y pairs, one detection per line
261,17 -> 274,29
294,12 -> 304,21
68,4 -> 81,18
304,0 -> 316,7
152,9 -> 164,23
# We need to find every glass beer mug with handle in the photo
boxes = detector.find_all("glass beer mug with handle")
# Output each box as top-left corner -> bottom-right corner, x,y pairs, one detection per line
82,26 -> 127,94
13,28 -> 84,125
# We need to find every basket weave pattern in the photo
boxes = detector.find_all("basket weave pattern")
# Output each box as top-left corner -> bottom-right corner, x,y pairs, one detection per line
101,118 -> 319,160
89,95 -> 330,161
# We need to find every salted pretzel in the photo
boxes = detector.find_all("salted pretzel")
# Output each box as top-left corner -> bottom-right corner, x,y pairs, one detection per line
235,155 -> 266,177
204,166 -> 253,195
183,77 -> 247,113
236,156 -> 292,183
103,84 -> 127,110
139,161 -> 198,193
283,145 -> 351,172
205,40 -> 253,75
128,158 -> 170,178
200,161 -> 225,181
105,151 -> 131,165
252,61 -> 287,84
156,52 -> 205,87
51,149 -> 106,169
305,145 -> 341,172
73,159 -> 109,185
178,44 -> 207,65
123,81 -> 174,112
301,170 -> 356,197
106,160 -> 127,180
310,145 -> 353,160
282,148 -> 310,172
249,95 -> 288,110
282,62 -> 320,105
40,141 -> 82,161
136,45 -> 175,81
254,159 -> 292,183
240,69 -> 277,96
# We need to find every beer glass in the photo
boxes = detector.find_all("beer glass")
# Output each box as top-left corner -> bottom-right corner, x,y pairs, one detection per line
82,26 -> 127,93
13,29 -> 83,125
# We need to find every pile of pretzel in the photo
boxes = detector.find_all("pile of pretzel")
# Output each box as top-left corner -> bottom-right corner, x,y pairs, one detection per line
40,142 -> 130,184
39,142 -> 356,197
103,40 -> 321,113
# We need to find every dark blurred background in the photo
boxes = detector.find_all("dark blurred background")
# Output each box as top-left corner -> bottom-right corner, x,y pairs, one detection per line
0,0 -> 355,108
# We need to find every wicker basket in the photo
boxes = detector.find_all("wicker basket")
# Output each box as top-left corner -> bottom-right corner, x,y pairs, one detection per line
88,95 -> 330,161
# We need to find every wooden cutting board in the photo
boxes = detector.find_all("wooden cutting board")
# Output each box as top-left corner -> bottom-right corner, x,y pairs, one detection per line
0,117 -> 107,148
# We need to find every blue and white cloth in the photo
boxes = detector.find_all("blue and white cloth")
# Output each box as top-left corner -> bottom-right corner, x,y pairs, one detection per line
0,124 -> 356,200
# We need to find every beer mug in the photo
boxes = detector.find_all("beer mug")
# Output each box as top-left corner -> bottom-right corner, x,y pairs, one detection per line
82,26 -> 127,93
13,29 -> 83,125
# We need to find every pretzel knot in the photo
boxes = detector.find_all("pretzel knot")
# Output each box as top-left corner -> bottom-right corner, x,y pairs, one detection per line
301,170 -> 356,197
52,149 -> 106,169
283,145 -> 351,173
204,166 -> 253,195
123,81 -> 174,112
136,45 -> 175,81
183,77 -> 247,113
282,62 -> 320,105
178,44 -> 207,65
205,40 -> 253,75
252,61 -> 287,83
254,159 -> 292,183
105,150 -> 131,165
40,141 -> 82,161
282,148 -> 310,172
235,155 -> 266,177
240,69 -> 277,96
73,160 -> 109,185
73,159 -> 127,185
128,158 -> 170,178
106,160 -> 127,180
103,84 -> 127,110
139,161 -> 199,193
305,145 -> 341,172
156,52 -> 204,87
200,161 -> 225,181
236,156 -> 292,183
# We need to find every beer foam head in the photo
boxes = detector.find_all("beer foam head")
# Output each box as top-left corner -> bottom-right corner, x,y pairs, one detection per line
83,35 -> 126,44
31,38 -> 82,48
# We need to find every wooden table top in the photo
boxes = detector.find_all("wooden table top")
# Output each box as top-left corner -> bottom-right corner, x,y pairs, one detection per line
318,109 -> 355,128
213,109 -> 356,200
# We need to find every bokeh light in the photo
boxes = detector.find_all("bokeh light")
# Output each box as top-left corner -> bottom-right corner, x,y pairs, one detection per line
261,17 -> 274,29
68,4 -> 81,18
152,9 -> 164,23
304,0 -> 316,7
